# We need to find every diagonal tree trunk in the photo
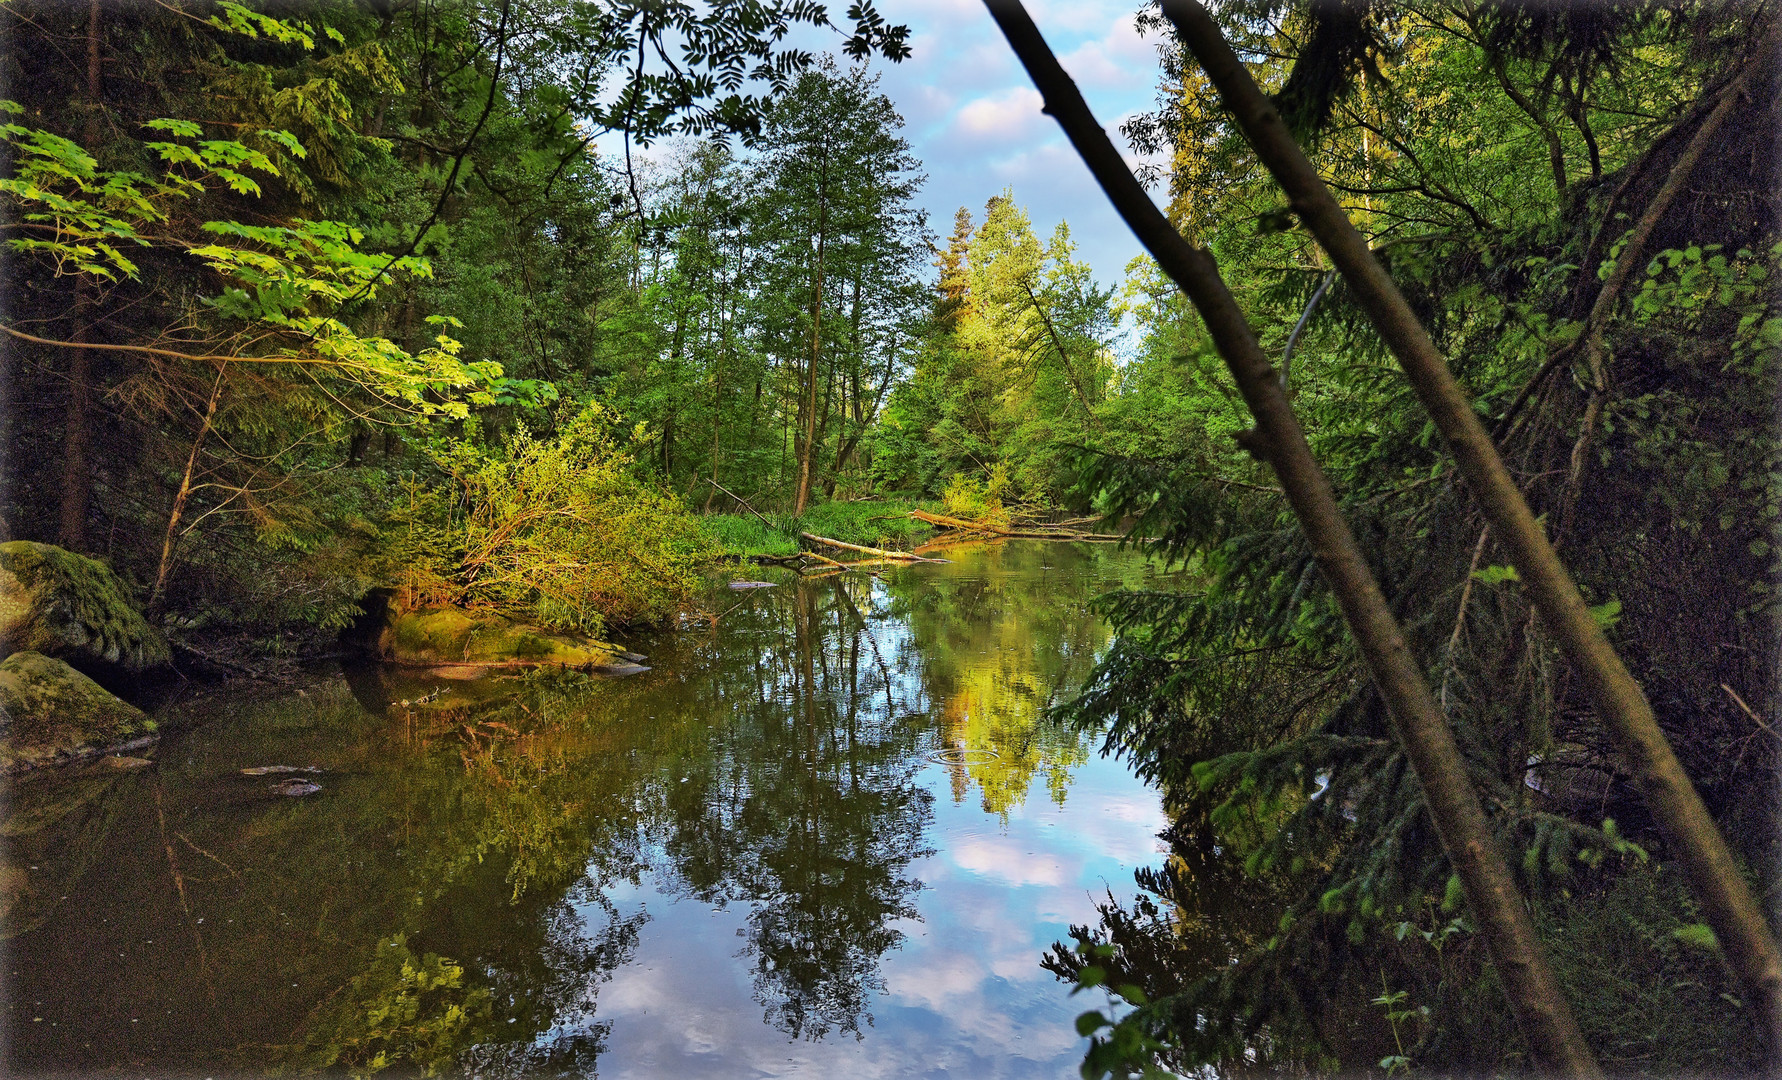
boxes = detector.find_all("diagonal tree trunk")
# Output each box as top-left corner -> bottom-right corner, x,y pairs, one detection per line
984,2 -> 1601,1072
150,368 -> 226,611
1160,0 -> 1782,1059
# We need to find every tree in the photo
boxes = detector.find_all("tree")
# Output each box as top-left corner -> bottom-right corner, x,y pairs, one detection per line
749,61 -> 927,514
984,0 -> 1780,1072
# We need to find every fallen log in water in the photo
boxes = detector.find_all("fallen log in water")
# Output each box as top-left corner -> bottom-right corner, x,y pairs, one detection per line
799,532 -> 942,562
906,508 -> 1124,541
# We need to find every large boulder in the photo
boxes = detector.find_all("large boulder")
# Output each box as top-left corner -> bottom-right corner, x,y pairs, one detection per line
0,650 -> 154,772
0,541 -> 171,677
371,606 -> 646,677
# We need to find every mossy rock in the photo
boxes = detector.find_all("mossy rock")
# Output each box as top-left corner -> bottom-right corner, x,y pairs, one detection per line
0,651 -> 154,772
375,607 -> 641,675
0,541 -> 171,676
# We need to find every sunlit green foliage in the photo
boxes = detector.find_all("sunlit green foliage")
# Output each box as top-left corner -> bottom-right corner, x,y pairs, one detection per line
874,193 -> 1122,506
383,401 -> 715,635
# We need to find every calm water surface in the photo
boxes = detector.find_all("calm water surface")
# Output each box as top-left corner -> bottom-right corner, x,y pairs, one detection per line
4,541 -> 1179,1077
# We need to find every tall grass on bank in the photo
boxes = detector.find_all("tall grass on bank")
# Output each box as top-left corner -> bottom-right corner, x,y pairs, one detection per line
700,499 -> 941,558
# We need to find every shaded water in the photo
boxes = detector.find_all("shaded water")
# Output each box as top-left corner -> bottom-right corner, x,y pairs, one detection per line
4,541 -> 1180,1077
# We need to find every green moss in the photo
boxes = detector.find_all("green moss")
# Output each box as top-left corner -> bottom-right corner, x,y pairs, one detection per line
376,608 -> 621,672
0,541 -> 171,674
0,650 -> 152,771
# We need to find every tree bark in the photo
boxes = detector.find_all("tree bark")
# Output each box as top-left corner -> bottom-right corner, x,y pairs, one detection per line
1563,59 -> 1758,508
1159,0 -> 1782,1060
59,0 -> 104,551
794,150 -> 829,516
986,3 -> 1602,1072
1487,53 -> 1567,196
58,290 -> 93,551
799,532 -> 930,561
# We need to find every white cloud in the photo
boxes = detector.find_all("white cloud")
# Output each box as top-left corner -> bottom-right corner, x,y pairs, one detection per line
951,86 -> 1047,142
1058,13 -> 1163,90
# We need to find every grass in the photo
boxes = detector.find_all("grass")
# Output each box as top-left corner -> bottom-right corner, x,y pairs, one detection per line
700,497 -> 942,559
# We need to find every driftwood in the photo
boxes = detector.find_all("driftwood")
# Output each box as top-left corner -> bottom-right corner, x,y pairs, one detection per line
798,549 -> 852,571
799,532 -> 941,562
908,508 -> 1124,541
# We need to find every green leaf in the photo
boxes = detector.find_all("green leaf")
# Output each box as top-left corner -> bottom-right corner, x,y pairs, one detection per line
1588,599 -> 1622,630
1672,923 -> 1720,952
144,117 -> 203,138
1472,564 -> 1519,585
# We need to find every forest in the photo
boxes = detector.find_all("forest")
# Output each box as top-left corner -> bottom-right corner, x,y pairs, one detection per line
1,0 -> 1777,1076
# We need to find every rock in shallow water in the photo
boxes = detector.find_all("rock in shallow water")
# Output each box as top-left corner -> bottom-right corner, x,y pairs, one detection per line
369,606 -> 633,675
0,651 -> 153,772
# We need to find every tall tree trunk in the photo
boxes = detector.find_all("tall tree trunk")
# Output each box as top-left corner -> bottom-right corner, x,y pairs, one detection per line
828,275 -> 866,490
793,152 -> 829,516
59,0 -> 103,551
58,288 -> 92,551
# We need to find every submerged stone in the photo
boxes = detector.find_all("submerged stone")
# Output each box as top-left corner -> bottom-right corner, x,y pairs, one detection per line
372,606 -> 636,675
0,651 -> 154,772
0,541 -> 171,677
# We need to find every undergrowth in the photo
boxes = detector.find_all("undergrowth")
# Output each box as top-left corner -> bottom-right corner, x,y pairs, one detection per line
701,498 -> 941,558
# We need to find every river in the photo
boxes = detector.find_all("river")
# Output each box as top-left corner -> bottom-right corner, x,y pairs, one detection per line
4,540 -> 1181,1077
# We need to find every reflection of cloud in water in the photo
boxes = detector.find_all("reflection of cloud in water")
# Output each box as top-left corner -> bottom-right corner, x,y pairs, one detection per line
949,836 -> 1071,887
882,945 -> 987,1010
1048,791 -> 1171,867
599,897 -> 1080,1077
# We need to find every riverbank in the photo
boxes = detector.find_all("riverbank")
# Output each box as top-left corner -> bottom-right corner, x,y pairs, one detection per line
700,498 -> 944,559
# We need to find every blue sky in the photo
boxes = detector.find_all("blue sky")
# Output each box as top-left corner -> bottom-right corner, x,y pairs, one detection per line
631,4 -> 1172,291
864,2 -> 1172,289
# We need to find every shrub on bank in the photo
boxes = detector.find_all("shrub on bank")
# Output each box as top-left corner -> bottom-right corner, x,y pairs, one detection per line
383,401 -> 717,637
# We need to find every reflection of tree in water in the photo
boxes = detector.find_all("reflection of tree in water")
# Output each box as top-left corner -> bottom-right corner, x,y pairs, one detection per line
460,890 -> 649,1078
5,674 -> 679,1077
883,542 -> 1138,816
1040,808 -> 1290,1072
654,579 -> 934,1039
10,544 -> 1169,1072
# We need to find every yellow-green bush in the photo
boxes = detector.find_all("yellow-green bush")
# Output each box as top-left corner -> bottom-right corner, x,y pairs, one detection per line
940,464 -> 1011,531
383,401 -> 716,636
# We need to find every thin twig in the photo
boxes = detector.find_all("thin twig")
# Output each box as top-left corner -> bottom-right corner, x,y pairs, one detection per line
1722,683 -> 1782,743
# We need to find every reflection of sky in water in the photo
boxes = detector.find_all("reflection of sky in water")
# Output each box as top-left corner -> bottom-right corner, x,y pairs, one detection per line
583,748 -> 1166,1077
3,541 -> 1179,1077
